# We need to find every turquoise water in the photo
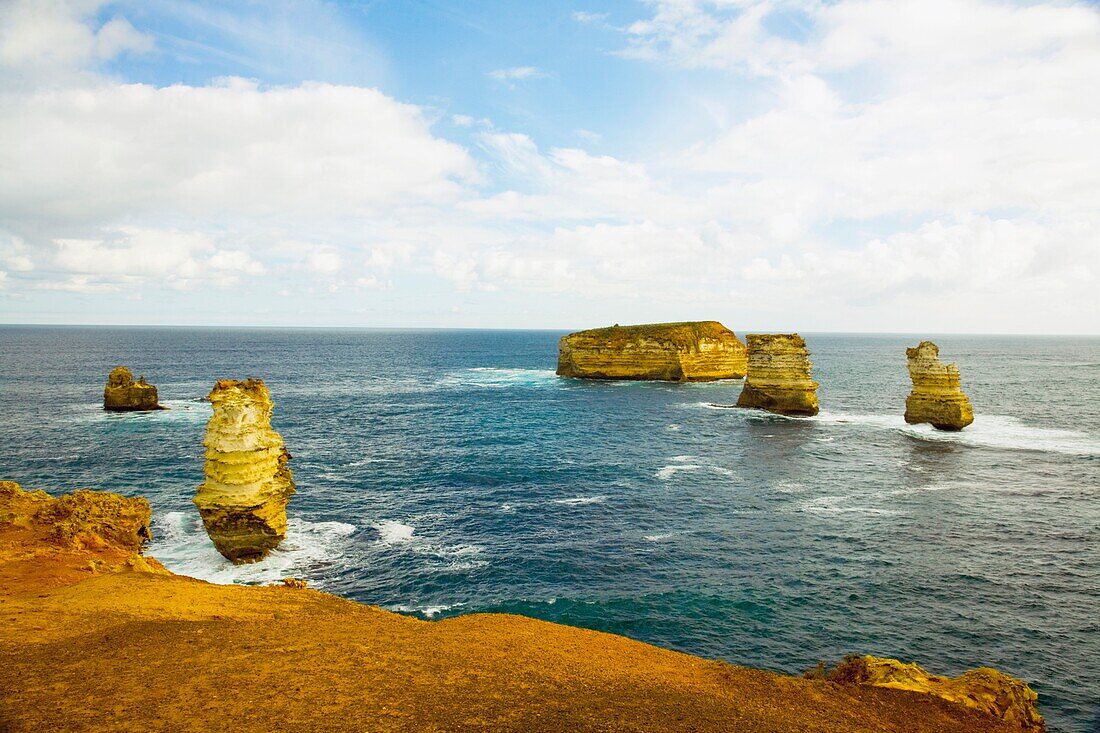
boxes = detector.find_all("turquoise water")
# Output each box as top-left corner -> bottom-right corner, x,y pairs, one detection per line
1,326 -> 1097,731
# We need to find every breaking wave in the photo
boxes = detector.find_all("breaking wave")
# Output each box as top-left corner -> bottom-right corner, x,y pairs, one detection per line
150,511 -> 357,586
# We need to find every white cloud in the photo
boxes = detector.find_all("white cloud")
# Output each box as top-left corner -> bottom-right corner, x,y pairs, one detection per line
466,132 -> 687,223
306,249 -> 343,276
0,77 -> 475,228
573,11 -> 610,24
46,227 -> 267,290
36,274 -> 120,293
0,234 -> 34,271
354,275 -> 386,290
1,0 -> 1097,333
0,1 -> 152,76
488,66 -> 549,87
207,249 -> 266,276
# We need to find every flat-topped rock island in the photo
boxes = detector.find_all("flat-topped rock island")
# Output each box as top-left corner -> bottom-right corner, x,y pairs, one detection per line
557,321 -> 748,382
103,366 -> 163,411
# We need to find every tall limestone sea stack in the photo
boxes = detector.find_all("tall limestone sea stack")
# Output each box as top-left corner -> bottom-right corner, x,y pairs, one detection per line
103,366 -> 162,411
736,334 -> 819,416
904,341 -> 974,431
556,321 -> 747,381
194,379 -> 296,563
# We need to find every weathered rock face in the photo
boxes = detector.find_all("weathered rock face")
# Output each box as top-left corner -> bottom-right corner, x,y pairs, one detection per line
0,480 -> 153,553
103,366 -> 162,411
904,341 -> 974,430
556,321 -> 747,381
823,656 -> 1044,731
194,379 -> 296,563
0,480 -> 167,581
735,334 -> 819,416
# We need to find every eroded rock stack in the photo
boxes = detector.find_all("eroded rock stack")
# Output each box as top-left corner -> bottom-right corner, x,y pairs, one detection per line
556,321 -> 747,381
822,656 -> 1044,732
735,333 -> 819,416
904,341 -> 974,430
194,379 -> 296,563
103,366 -> 162,411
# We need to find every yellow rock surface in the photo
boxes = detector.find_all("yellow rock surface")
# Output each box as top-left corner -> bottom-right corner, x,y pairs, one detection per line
736,333 -> 819,416
904,341 -> 974,430
823,656 -> 1043,732
556,321 -> 747,381
194,379 -> 296,563
0,480 -> 167,585
103,365 -> 162,411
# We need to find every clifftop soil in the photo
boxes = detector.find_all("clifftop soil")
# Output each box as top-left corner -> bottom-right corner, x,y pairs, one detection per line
0,482 -> 1035,733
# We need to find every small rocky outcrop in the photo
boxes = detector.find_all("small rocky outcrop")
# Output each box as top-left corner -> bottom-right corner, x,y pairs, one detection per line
556,321 -> 748,381
904,341 -> 974,430
735,334 -> 819,416
0,480 -> 153,553
103,366 -> 163,411
821,656 -> 1044,731
194,379 -> 296,563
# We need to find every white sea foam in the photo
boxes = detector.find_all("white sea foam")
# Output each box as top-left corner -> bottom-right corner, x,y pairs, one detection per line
656,464 -> 701,479
375,520 -> 415,544
72,398 -> 211,424
436,368 -> 558,389
814,412 -> 1100,457
373,522 -> 488,571
551,496 -> 606,506
389,602 -> 463,618
644,533 -> 674,542
696,402 -> 1099,457
150,511 -> 356,585
798,495 -> 901,517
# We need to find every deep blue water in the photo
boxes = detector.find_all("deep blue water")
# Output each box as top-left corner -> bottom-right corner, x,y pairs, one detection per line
1,326 -> 1098,731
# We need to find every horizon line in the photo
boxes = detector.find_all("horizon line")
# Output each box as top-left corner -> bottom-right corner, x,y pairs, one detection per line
0,322 -> 1097,338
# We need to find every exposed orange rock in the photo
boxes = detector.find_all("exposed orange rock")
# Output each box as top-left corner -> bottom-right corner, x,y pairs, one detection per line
821,656 -> 1043,732
0,480 -> 166,589
0,482 -> 1040,733
103,365 -> 163,411
557,321 -> 748,381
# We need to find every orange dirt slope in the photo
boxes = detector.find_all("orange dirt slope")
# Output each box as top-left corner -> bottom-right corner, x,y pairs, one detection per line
0,481 -> 1034,733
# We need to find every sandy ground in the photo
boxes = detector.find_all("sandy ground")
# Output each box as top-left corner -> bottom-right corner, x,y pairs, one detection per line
0,534 -> 1024,733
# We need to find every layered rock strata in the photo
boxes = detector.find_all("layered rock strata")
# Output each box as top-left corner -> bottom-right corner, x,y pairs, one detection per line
736,334 -> 819,416
821,656 -> 1043,732
556,321 -> 747,381
103,366 -> 163,411
904,341 -> 974,430
194,379 -> 296,563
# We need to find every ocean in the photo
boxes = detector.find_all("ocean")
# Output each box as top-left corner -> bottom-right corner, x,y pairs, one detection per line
1,326 -> 1097,731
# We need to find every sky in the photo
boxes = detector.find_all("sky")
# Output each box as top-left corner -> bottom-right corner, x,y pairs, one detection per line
0,0 -> 1098,333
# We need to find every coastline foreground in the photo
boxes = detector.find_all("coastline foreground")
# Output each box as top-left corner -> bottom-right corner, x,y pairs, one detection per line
1,480 -> 1038,733
2,327 -> 1097,730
